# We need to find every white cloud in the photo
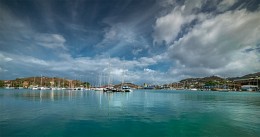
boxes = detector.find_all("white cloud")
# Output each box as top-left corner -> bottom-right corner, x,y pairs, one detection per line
25,57 -> 49,66
153,0 -> 208,45
1,0 -> 259,84
34,33 -> 67,50
104,29 -> 117,40
0,49 -> 173,83
144,68 -> 155,73
182,0 -> 204,14
167,9 -> 260,78
153,0 -> 243,46
0,53 -> 13,62
157,0 -> 176,7
0,4 -> 68,55
96,23 -> 135,48
94,23 -> 143,57
3,53 -> 49,66
139,57 -> 157,66
0,67 -> 8,72
153,8 -> 195,45
217,0 -> 237,12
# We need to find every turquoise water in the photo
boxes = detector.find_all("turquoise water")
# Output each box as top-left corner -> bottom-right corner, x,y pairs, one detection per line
0,89 -> 260,137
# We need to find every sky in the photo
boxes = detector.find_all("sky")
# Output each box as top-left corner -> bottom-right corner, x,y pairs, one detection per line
0,0 -> 260,85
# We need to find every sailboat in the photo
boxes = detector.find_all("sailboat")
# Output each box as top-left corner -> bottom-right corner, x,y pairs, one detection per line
31,77 -> 38,90
120,62 -> 132,92
61,78 -> 67,90
38,75 -> 47,90
94,73 -> 104,91
103,57 -> 117,92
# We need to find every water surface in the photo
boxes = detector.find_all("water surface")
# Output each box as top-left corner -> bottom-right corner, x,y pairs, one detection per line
0,89 -> 260,137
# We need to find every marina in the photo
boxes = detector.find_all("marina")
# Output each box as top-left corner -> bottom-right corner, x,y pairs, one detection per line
0,89 -> 260,137
1,0 -> 260,136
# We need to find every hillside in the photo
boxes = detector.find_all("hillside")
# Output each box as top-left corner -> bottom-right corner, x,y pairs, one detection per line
113,83 -> 140,89
180,76 -> 224,83
2,76 -> 86,87
240,72 -> 260,78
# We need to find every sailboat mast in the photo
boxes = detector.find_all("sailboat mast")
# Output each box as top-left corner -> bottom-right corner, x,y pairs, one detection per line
58,80 -> 60,88
40,75 -> 42,87
63,78 -> 64,88
52,77 -> 54,88
108,57 -> 111,87
99,73 -> 102,87
121,61 -> 125,88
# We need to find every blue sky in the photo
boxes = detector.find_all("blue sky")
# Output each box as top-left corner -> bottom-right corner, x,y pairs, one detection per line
0,0 -> 260,85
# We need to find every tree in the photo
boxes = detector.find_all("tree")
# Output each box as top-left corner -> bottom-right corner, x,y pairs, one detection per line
83,82 -> 91,88
0,80 -> 4,87
205,81 -> 219,86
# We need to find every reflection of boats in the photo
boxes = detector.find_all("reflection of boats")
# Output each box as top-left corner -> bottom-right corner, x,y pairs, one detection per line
5,87 -> 15,89
211,88 -> 228,92
218,89 -> 229,92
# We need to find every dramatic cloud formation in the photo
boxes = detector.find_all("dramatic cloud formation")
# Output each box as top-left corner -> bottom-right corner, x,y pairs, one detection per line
0,0 -> 259,84
172,10 -> 260,77
154,0 -> 260,78
153,8 -> 195,45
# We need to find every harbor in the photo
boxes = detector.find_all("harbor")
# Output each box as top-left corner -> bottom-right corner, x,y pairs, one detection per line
0,88 -> 260,137
1,72 -> 260,92
1,0 -> 260,136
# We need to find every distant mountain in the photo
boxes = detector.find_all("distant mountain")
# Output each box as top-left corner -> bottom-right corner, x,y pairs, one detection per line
199,76 -> 224,82
180,75 -> 224,83
179,71 -> 260,83
227,72 -> 260,81
1,71 -> 259,87
113,83 -> 140,89
240,72 -> 260,78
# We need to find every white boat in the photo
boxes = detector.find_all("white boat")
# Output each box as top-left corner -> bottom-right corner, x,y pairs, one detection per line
32,86 -> 38,90
93,87 -> 104,91
241,85 -> 258,91
61,88 -> 67,90
74,87 -> 84,90
119,60 -> 132,92
57,87 -> 62,90
103,87 -> 117,92
51,87 -> 57,90
121,86 -> 132,92
38,87 -> 48,90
